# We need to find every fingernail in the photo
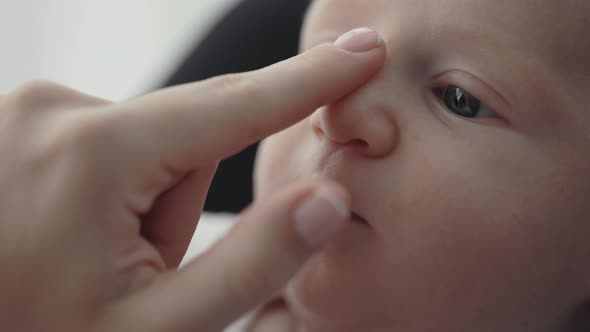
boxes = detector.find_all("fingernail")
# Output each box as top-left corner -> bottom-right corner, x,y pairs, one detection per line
334,27 -> 383,52
294,189 -> 350,248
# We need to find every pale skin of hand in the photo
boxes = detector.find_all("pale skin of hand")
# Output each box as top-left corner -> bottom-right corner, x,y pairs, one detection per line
0,30 -> 385,332
246,299 -> 296,332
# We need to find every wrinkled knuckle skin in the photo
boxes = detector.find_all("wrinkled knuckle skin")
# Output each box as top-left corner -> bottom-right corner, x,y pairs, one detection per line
209,73 -> 267,145
215,73 -> 263,104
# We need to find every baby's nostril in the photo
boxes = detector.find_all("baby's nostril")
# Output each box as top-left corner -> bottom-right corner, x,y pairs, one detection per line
350,139 -> 369,148
351,213 -> 369,226
311,122 -> 324,137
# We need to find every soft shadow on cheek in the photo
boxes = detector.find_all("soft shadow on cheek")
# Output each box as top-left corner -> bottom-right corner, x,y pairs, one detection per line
253,138 -> 285,199
254,122 -> 311,198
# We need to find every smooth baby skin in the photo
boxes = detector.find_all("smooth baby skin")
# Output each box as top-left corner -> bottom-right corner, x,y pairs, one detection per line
253,0 -> 590,331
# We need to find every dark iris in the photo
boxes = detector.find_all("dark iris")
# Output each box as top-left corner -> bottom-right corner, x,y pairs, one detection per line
442,85 -> 481,118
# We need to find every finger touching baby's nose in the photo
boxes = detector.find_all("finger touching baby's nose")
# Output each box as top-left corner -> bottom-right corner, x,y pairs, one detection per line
116,28 -> 386,167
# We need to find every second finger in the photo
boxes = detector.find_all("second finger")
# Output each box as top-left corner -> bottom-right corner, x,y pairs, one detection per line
108,179 -> 351,332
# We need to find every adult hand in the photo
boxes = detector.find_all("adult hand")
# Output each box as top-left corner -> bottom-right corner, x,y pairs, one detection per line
0,28 -> 385,331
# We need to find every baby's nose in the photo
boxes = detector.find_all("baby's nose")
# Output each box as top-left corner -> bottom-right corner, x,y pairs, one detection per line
309,100 -> 397,158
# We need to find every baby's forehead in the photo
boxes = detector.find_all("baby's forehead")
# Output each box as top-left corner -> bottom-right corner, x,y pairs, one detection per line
498,1 -> 590,80
312,0 -> 587,52
309,0 -> 590,93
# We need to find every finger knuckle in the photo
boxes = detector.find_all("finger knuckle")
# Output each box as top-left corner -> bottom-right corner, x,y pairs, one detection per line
215,73 -> 263,103
7,80 -> 109,113
211,73 -> 273,143
8,80 -> 66,110
28,113 -> 114,167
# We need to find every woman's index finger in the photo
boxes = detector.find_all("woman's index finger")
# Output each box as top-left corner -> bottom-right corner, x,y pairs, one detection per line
117,38 -> 385,169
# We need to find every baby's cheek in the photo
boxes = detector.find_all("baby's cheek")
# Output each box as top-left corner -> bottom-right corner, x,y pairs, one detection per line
376,151 -> 579,329
254,139 -> 289,198
254,121 -> 312,198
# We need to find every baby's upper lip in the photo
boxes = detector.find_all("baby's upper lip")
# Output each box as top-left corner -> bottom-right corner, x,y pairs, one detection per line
308,147 -> 371,227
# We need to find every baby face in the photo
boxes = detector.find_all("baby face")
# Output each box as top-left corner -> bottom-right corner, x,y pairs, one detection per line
254,0 -> 590,331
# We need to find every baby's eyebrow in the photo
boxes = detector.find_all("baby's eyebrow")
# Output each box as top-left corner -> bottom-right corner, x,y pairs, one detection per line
439,13 -> 588,104
426,23 -> 526,99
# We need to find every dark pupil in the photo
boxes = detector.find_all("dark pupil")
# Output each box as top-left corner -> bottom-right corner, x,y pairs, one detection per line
443,85 -> 481,118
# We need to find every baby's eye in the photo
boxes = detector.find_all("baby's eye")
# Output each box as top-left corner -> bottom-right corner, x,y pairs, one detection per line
438,85 -> 495,118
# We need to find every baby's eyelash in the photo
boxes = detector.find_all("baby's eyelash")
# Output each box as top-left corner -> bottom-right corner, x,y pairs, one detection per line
430,70 -> 512,124
434,85 -> 496,119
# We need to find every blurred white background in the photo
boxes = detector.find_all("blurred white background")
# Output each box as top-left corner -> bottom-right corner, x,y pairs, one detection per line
0,0 -> 241,100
